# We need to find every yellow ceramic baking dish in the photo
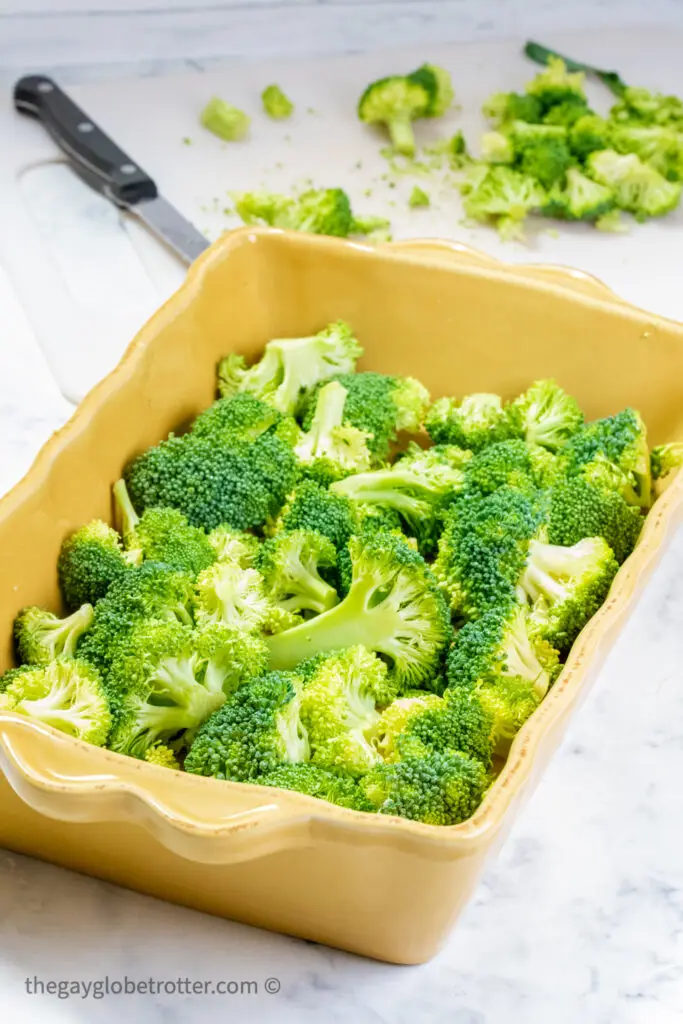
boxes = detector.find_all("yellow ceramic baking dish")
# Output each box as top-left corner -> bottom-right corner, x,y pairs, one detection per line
1,228 -> 683,965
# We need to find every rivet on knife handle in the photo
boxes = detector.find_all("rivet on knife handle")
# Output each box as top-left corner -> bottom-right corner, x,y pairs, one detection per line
13,74 -> 158,207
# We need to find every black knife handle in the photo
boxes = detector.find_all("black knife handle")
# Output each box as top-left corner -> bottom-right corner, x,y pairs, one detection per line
13,74 -> 158,207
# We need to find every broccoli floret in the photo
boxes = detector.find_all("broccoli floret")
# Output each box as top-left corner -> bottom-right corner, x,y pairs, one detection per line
299,647 -> 396,777
77,562 -> 195,672
259,762 -> 374,811
14,603 -> 93,667
194,621 -> 270,697
518,135 -> 574,190
273,480 -> 357,555
200,97 -> 250,141
301,371 -> 430,462
651,442 -> 683,481
58,520 -> 130,610
218,321 -> 362,416
587,149 -> 682,220
124,431 -> 297,533
461,164 -> 546,240
568,114 -> 611,160
206,526 -> 260,567
261,84 -> 294,120
359,750 -> 488,825
525,56 -> 587,112
610,86 -> 683,131
545,476 -> 643,565
475,675 -> 543,756
358,64 -> 453,156
295,380 -> 372,480
184,670 -> 310,781
255,530 -> 339,617
190,393 -> 287,444
425,393 -> 515,450
194,560 -> 273,632
508,379 -> 584,450
372,686 -> 495,768
113,479 -> 216,575
330,444 -> 468,551
462,439 -> 559,497
433,488 -> 544,619
481,131 -> 514,164
543,166 -> 616,221
446,605 -> 559,695
610,124 -> 683,181
408,185 -> 430,208
563,408 -> 652,508
0,658 -> 111,746
349,213 -> 393,242
106,621 -> 233,758
518,537 -> 619,651
144,744 -> 180,770
483,91 -> 544,127
267,531 -> 452,690
231,188 -> 354,237
543,97 -> 591,128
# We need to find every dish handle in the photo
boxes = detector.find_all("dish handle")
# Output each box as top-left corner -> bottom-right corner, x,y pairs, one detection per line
0,714 -> 316,865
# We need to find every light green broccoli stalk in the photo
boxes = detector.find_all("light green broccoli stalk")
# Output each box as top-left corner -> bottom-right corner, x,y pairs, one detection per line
184,670 -> 310,781
294,380 -> 372,479
262,84 -> 294,120
299,647 -> 397,777
13,603 -> 93,667
587,150 -> 682,220
200,97 -> 250,141
518,537 -> 619,652
255,530 -> 339,617
507,379 -> 584,450
359,750 -> 489,825
218,320 -> 362,415
266,530 -> 452,690
0,658 -> 111,747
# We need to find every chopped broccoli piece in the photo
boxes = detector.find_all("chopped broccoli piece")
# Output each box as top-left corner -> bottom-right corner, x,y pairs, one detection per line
262,84 -> 294,120
14,603 -> 93,667
267,531 -> 452,690
349,213 -> 393,241
358,64 -> 453,156
58,520 -> 130,610
525,56 -> 587,112
461,164 -> 546,240
463,439 -> 563,497
610,124 -> 683,181
507,379 -> 584,450
218,321 -> 362,415
481,131 -> 514,164
144,743 -> 180,770
124,430 -> 297,533
359,750 -> 488,825
200,97 -> 250,141
408,185 -> 430,208
113,479 -> 216,575
563,408 -> 652,508
447,605 -> 559,695
507,122 -> 574,190
194,560 -> 273,632
272,480 -> 357,553
545,477 -> 643,565
302,371 -> 429,462
475,675 -> 542,756
610,86 -> 683,131
184,670 -> 310,781
542,97 -> 591,128
260,762 -> 374,811
544,166 -> 616,221
231,187 -> 353,237
426,393 -> 515,450
255,530 -> 339,617
651,442 -> 683,481
190,393 -> 288,444
568,114 -> 612,160
587,149 -> 682,220
483,91 -> 544,128
300,647 -> 396,777
518,537 -> 619,651
295,380 -> 372,479
207,526 -> 260,567
0,658 -> 111,746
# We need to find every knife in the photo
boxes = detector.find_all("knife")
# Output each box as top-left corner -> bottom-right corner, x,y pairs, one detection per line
524,41 -> 628,98
13,74 -> 210,266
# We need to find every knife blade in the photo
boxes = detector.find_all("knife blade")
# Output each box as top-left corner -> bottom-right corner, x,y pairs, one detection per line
13,74 -> 210,266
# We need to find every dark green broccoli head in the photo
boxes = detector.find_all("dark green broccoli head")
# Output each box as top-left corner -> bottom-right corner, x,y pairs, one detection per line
184,670 -> 310,782
116,498 -> 216,576
124,431 -> 297,533
483,91 -> 544,127
568,115 -> 611,160
462,439 -> 558,497
425,392 -> 516,450
260,762 -> 374,811
475,675 -> 543,756
190,393 -> 286,444
14,603 -> 94,667
518,136 -> 574,190
545,476 -> 643,565
407,63 -> 454,118
359,750 -> 489,825
274,480 -> 357,553
563,408 -> 651,508
58,520 -> 130,610
507,379 -> 584,450
542,97 -> 591,128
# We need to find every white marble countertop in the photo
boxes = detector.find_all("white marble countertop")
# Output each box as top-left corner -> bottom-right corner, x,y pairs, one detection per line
2,4 -> 683,1023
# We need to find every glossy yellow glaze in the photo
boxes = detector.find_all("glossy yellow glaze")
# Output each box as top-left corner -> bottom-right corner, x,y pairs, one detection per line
1,229 -> 682,963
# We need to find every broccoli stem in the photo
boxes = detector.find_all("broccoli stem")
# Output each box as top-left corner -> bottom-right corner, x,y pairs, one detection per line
113,478 -> 140,539
388,117 -> 416,156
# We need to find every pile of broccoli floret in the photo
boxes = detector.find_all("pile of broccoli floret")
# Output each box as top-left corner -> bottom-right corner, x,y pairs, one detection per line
463,55 -> 683,239
3,324 -> 678,826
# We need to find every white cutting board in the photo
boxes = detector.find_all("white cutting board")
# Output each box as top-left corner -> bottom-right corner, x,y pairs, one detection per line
2,25 -> 683,402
